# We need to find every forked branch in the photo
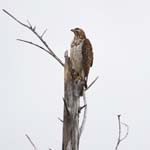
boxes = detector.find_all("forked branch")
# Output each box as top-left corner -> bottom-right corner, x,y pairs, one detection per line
115,115 -> 129,150
2,9 -> 64,67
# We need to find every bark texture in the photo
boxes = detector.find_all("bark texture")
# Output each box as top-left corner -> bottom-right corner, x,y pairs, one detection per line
62,51 -> 82,150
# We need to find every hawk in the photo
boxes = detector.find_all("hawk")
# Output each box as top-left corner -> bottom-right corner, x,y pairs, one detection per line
70,28 -> 93,94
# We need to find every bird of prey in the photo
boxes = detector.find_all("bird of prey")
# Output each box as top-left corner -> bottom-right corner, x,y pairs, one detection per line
70,27 -> 93,95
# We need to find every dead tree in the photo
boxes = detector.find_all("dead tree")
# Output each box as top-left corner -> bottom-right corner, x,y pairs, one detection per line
115,115 -> 129,150
3,9 -> 128,150
2,9 -> 99,150
63,51 -> 80,150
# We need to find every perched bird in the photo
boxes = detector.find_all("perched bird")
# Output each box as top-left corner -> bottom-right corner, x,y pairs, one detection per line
70,27 -> 93,94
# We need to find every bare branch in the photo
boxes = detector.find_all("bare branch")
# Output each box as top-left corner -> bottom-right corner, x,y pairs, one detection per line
86,76 -> 99,91
2,9 -> 64,67
79,90 -> 87,138
17,39 -> 54,55
115,115 -> 129,150
3,9 -> 29,28
17,38 -> 62,64
25,134 -> 38,150
115,115 -> 121,150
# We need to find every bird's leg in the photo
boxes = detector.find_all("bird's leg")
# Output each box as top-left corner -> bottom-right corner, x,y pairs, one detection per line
73,72 -> 85,96
73,72 -> 85,88
75,73 -> 83,82
72,69 -> 79,80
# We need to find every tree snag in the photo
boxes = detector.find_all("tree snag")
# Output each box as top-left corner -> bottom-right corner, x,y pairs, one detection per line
3,9 -> 100,150
63,51 -> 82,150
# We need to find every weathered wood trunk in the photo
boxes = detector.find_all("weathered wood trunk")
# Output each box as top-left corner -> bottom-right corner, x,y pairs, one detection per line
62,51 -> 82,150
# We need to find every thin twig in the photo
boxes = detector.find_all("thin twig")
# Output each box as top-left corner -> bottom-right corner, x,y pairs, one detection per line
120,122 -> 129,142
17,39 -> 53,55
79,90 -> 87,138
79,104 -> 87,113
86,76 -> 99,91
2,9 -> 64,67
25,134 -> 38,150
41,29 -> 48,38
58,117 -> 64,123
115,115 -> 129,150
27,20 -> 32,27
33,26 -> 36,31
79,75 -> 98,137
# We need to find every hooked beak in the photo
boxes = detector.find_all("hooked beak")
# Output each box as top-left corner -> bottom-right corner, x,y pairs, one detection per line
70,29 -> 75,32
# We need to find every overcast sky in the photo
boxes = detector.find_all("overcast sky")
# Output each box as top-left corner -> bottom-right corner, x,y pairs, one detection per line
1,0 -> 150,149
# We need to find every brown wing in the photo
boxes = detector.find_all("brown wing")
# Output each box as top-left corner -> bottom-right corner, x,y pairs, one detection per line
82,38 -> 93,79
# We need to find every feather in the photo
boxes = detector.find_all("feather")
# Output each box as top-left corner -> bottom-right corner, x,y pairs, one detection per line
82,38 -> 93,88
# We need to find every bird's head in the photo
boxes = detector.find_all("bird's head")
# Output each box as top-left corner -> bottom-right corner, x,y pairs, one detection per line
71,28 -> 86,39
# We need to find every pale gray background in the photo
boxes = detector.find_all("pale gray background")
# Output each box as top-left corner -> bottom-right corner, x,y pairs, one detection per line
1,0 -> 150,149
